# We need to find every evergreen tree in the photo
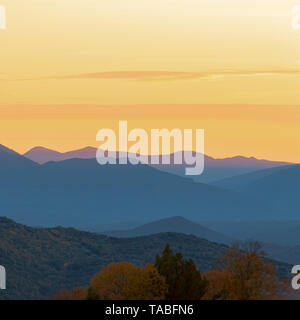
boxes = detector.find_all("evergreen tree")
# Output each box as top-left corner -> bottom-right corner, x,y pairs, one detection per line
155,244 -> 208,300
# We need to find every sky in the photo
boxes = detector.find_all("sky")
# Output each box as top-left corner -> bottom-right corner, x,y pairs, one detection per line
0,0 -> 300,161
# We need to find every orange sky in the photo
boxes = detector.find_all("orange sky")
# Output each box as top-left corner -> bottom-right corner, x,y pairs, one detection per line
0,0 -> 300,161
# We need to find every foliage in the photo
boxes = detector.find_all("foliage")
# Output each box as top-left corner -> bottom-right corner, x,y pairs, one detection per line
88,262 -> 167,300
0,217 -> 230,300
53,242 -> 290,301
155,244 -> 208,300
0,218 -> 291,300
51,287 -> 87,300
203,241 -> 281,300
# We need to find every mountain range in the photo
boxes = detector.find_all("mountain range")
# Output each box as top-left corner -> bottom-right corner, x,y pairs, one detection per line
0,217 -> 291,300
1,143 -> 300,228
212,164 -> 300,220
0,144 -> 264,227
99,216 -> 300,265
23,146 -> 291,183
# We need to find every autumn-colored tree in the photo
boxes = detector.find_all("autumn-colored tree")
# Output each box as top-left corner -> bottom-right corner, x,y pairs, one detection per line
155,244 -> 208,300
51,287 -> 88,300
202,269 -> 233,300
203,241 -> 280,300
88,262 -> 167,300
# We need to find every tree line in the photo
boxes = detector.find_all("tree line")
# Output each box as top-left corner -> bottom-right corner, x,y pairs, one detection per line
53,241 -> 291,300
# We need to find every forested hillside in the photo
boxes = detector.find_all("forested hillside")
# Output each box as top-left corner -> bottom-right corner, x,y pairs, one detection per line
0,217 -> 291,300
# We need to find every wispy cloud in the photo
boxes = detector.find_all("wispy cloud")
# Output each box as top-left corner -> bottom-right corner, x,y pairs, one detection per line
4,70 -> 300,82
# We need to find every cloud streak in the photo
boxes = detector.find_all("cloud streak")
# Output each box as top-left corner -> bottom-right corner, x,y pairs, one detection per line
4,70 -> 300,82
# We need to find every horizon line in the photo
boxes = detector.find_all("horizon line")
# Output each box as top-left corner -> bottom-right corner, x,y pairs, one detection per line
0,143 -> 294,164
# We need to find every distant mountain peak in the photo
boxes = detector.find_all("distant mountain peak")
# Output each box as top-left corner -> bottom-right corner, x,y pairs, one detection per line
0,144 -> 38,171
151,216 -> 194,225
25,146 -> 61,154
167,216 -> 187,221
24,146 -> 97,164
77,146 -> 96,152
27,146 -> 57,152
0,144 -> 18,155
105,216 -> 235,245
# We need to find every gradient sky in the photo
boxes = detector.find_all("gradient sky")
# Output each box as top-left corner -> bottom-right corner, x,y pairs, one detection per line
0,0 -> 300,161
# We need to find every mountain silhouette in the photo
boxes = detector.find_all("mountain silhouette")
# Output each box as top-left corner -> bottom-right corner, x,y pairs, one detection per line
23,146 -> 290,183
0,144 -> 263,227
202,220 -> 300,246
212,165 -> 290,191
0,144 -> 38,169
1,143 -> 297,225
213,164 -> 300,219
24,146 -> 96,163
241,165 -> 300,219
151,154 -> 290,183
103,216 -> 235,245
0,144 -> 39,181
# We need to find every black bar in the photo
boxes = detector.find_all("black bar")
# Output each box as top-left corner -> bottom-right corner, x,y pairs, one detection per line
0,300 -> 295,318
